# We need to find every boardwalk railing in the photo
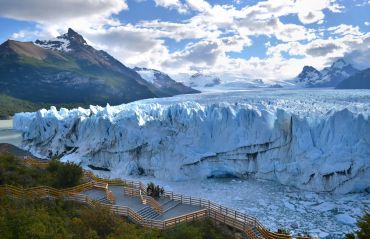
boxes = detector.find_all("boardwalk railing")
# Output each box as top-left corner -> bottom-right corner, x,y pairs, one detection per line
121,181 -> 310,238
22,158 -> 313,239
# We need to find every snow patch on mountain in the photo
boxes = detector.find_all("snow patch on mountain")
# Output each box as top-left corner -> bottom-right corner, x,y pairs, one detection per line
178,73 -> 290,91
34,28 -> 88,52
35,38 -> 71,52
294,59 -> 359,87
181,73 -> 222,88
13,90 -> 370,194
133,67 -> 200,95
135,68 -> 156,85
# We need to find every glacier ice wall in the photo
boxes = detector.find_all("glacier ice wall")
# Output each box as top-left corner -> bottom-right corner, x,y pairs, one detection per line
14,90 -> 370,193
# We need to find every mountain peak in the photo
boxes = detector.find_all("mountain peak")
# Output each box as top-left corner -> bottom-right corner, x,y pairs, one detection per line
302,66 -> 318,72
294,59 -> 359,87
62,28 -> 87,45
331,59 -> 348,69
35,28 -> 87,52
68,28 -> 78,35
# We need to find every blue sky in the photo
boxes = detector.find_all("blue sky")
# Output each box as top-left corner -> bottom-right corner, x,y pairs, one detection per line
0,0 -> 369,81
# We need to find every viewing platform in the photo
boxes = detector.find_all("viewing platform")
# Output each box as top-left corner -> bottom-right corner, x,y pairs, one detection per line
0,158 -> 315,239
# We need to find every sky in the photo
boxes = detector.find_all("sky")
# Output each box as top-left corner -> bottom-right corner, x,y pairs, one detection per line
0,0 -> 369,82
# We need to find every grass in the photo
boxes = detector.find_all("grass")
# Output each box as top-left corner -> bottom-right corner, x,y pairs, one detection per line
0,94 -> 87,117
17,54 -> 80,71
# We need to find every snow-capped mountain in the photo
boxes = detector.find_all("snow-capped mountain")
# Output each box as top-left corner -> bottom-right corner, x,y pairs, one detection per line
186,73 -> 222,88
181,73 -> 290,91
221,79 -> 267,89
0,28 -> 199,107
35,29 -> 86,52
294,59 -> 359,87
133,67 -> 199,95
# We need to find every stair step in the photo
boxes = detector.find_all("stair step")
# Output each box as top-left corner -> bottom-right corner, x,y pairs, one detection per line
137,205 -> 160,219
163,201 -> 181,213
97,197 -> 111,204
160,198 -> 172,207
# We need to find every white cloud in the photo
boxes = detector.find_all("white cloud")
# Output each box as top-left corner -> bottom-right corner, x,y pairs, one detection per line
163,40 -> 223,70
342,34 -> 370,70
154,0 -> 188,13
295,0 -> 343,24
0,0 -> 127,24
2,0 -> 368,82
365,21 -> 370,26
328,24 -> 362,36
185,0 -> 212,13
83,25 -> 171,69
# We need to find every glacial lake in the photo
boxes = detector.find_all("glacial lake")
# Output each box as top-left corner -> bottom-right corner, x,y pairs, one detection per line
0,120 -> 22,147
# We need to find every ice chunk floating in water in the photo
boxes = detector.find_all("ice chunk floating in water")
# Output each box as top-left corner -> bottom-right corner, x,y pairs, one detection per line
14,89 -> 370,193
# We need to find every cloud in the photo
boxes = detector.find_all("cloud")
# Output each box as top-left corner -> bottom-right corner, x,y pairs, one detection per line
2,0 -> 368,82
237,17 -> 316,42
295,0 -> 343,24
154,0 -> 188,13
298,10 -> 325,24
185,0 -> 212,13
342,35 -> 370,70
328,24 -> 362,36
82,25 -> 170,68
0,0 -> 127,24
306,42 -> 340,56
163,40 -> 222,70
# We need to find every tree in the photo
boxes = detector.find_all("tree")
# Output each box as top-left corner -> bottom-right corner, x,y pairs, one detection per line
47,159 -> 83,188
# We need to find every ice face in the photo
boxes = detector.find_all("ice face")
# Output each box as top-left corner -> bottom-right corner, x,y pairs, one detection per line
14,89 -> 370,193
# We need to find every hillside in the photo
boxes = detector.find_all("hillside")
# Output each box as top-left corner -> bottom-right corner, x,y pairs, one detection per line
0,94 -> 86,117
336,68 -> 370,89
0,29 -> 198,110
0,152 -> 233,239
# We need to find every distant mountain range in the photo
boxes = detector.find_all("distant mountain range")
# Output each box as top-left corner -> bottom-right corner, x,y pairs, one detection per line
0,28 -> 368,116
188,73 -> 222,88
336,68 -> 370,89
180,73 -> 288,90
133,67 -> 199,96
294,59 -> 361,88
0,28 -> 198,109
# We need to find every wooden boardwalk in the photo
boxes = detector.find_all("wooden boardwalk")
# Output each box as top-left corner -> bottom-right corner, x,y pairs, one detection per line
0,158 -> 315,239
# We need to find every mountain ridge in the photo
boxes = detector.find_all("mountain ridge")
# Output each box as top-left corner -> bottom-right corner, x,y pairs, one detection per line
134,67 -> 199,96
0,28 -> 198,108
336,68 -> 370,89
294,59 -> 359,87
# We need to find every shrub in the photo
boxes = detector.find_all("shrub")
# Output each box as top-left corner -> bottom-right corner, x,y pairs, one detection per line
345,212 -> 370,239
47,160 -> 83,188
0,153 -> 51,187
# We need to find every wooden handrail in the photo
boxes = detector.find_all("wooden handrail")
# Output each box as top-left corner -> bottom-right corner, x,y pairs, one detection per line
21,158 -> 315,239
162,190 -> 314,239
142,195 -> 163,214
163,208 -> 208,224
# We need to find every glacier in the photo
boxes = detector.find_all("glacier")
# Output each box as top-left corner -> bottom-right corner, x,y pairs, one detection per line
14,89 -> 370,193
